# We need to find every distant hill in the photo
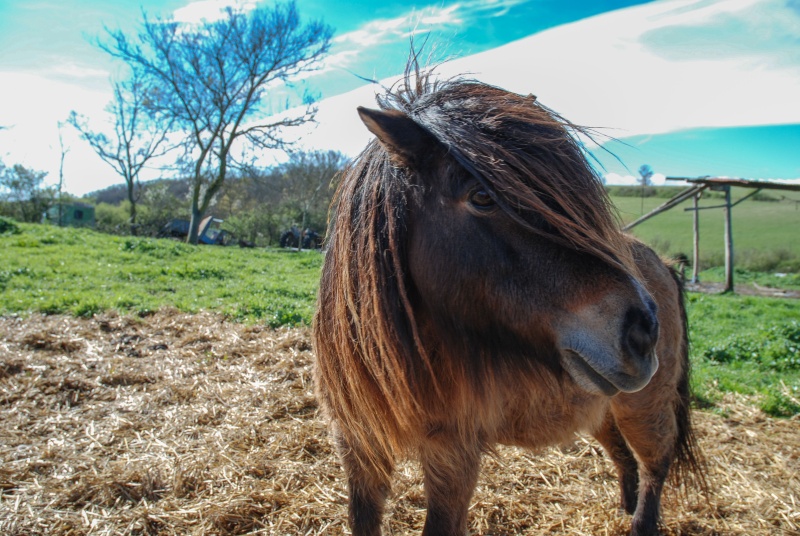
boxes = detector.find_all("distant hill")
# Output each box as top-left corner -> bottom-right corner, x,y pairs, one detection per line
87,178 -> 192,205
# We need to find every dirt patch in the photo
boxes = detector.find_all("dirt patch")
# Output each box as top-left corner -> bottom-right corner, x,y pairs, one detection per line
1,311 -> 798,535
686,281 -> 800,299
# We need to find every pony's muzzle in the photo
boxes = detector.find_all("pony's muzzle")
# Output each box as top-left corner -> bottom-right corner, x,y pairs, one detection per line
558,285 -> 660,396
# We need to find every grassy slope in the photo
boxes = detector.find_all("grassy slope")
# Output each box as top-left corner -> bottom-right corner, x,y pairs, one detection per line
2,220 -> 798,416
612,188 -> 800,274
0,223 -> 321,326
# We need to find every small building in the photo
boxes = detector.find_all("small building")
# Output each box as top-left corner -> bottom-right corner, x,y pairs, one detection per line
47,203 -> 96,228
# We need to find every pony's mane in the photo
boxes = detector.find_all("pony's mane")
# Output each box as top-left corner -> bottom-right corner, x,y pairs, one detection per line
314,64 -> 635,478
377,63 -> 635,275
315,139 -> 429,476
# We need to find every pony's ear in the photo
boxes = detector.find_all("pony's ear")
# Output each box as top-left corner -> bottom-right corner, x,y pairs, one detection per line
357,107 -> 438,169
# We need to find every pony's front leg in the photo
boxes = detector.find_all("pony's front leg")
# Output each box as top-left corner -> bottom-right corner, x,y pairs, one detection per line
334,427 -> 393,536
419,433 -> 482,536
593,412 -> 640,515
611,400 -> 678,536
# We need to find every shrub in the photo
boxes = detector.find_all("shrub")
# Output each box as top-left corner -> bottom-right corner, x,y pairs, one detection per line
95,203 -> 130,235
751,191 -> 780,202
606,185 -> 659,198
703,321 -> 800,371
737,248 -> 797,272
761,387 -> 800,417
0,216 -> 20,235
224,210 -> 280,246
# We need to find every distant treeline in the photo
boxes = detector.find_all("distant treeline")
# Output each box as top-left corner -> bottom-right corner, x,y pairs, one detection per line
4,158 -> 790,248
0,150 -> 346,247
605,185 -> 783,201
87,150 -> 347,246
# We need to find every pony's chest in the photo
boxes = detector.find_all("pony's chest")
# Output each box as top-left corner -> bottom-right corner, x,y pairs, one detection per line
491,379 -> 609,449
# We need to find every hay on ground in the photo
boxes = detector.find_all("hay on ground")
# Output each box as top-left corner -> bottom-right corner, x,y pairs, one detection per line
0,310 -> 797,535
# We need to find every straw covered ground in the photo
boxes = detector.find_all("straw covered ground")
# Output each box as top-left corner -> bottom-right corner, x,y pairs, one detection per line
1,310 -> 798,535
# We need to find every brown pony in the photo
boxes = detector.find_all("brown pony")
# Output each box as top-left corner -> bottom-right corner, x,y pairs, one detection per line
313,66 -> 703,536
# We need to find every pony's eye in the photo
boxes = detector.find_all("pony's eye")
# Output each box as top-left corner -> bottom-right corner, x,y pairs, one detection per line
469,188 -> 496,209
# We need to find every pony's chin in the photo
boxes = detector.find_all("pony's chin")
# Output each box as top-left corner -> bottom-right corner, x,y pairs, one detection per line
561,350 -> 621,396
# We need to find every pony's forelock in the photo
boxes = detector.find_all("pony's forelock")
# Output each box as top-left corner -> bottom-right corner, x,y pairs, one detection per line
376,67 -> 636,276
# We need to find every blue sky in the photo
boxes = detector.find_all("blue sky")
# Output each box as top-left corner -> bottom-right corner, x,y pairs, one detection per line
0,0 -> 799,195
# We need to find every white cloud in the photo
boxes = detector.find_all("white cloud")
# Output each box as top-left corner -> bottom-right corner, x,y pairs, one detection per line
49,63 -> 110,81
442,0 -> 800,136
333,16 -> 410,48
332,6 -> 454,50
418,4 -> 462,26
603,173 -> 668,186
172,0 -> 258,24
604,173 -> 639,186
331,0 -> 528,64
651,173 -> 667,186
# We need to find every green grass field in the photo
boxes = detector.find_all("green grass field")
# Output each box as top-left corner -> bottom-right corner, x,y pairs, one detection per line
612,188 -> 800,274
686,292 -> 800,416
2,218 -> 798,416
0,220 -> 321,326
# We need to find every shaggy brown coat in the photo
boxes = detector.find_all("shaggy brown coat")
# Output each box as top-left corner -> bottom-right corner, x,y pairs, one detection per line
313,66 -> 702,536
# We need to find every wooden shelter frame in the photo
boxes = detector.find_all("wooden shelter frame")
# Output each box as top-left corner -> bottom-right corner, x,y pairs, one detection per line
622,177 -> 800,292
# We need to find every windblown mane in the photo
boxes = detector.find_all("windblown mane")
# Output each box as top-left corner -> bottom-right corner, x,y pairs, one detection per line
377,63 -> 635,274
314,139 -> 426,477
313,66 -> 635,477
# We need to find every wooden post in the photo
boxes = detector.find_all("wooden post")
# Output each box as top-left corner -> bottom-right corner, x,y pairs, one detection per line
723,186 -> 734,292
692,191 -> 700,283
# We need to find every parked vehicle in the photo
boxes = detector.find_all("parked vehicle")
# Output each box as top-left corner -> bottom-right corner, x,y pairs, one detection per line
158,216 -> 233,245
279,227 -> 322,249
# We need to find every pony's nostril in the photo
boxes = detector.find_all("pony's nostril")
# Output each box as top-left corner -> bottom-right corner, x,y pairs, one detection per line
624,307 -> 659,359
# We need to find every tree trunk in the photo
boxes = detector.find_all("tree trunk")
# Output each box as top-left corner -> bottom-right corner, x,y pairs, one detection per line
187,161 -> 205,245
298,206 -> 308,252
128,188 -> 138,236
57,124 -> 67,227
188,205 -> 202,245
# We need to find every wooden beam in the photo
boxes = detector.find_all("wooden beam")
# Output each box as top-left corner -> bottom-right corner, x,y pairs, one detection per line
685,203 -> 729,212
622,185 -> 707,231
732,188 -> 763,207
684,188 -> 762,212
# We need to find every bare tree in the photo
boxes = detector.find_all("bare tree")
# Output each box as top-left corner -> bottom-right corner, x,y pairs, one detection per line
281,150 -> 345,235
55,121 -> 70,226
102,1 -> 332,244
69,73 -> 173,235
